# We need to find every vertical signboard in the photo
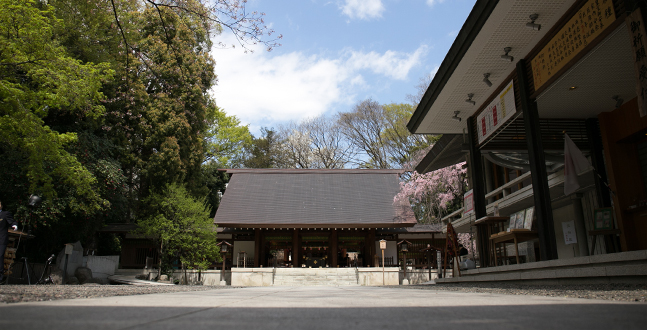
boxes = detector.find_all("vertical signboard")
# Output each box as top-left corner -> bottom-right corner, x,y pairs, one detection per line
627,8 -> 647,117
463,189 -> 474,216
476,80 -> 516,145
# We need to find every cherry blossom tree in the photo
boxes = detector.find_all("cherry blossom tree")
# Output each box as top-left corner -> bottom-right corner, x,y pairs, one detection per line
395,145 -> 475,254
394,162 -> 467,224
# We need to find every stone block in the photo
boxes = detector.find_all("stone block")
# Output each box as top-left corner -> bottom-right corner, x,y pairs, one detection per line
492,272 -> 521,281
546,256 -> 591,268
590,250 -> 647,264
519,269 -> 556,280
605,264 -> 647,276
86,255 -> 119,281
555,266 -> 606,278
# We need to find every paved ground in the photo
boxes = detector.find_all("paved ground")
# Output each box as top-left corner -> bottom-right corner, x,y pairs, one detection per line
1,286 -> 645,329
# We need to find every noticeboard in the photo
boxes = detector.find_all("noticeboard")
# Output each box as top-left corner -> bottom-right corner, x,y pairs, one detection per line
531,0 -> 616,90
593,208 -> 614,230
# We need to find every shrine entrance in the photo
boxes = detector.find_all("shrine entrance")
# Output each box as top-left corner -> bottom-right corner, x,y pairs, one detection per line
338,234 -> 365,267
301,232 -> 330,267
264,234 -> 292,267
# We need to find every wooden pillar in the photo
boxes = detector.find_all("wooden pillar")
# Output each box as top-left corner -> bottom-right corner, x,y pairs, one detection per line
431,232 -> 436,268
586,118 -> 612,208
492,163 -> 501,200
517,59 -> 558,260
368,229 -> 376,267
292,229 -> 299,267
331,229 -> 338,267
254,229 -> 261,267
467,116 -> 489,267
258,229 -> 266,267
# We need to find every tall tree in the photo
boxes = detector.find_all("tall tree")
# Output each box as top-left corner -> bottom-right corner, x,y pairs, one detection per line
337,99 -> 390,169
337,100 -> 433,169
406,72 -> 434,105
206,105 -> 253,168
276,116 -> 354,169
382,103 -> 435,166
243,128 -> 282,168
0,0 -> 113,213
394,163 -> 468,223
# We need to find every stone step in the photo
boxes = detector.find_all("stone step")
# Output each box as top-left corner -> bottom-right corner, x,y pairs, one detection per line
272,268 -> 359,286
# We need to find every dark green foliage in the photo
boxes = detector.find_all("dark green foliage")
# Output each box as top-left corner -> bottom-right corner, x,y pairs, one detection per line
243,128 -> 282,168
96,233 -> 123,256
0,0 -> 262,261
135,183 -> 220,272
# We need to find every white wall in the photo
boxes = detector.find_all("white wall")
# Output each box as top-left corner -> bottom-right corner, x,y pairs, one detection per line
233,241 -> 255,266
375,241 -> 398,264
553,204 -> 579,259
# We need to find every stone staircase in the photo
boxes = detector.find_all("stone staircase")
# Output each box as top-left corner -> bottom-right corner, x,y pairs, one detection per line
272,268 -> 359,286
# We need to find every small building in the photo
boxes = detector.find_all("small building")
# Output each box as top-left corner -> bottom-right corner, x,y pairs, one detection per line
213,169 -> 445,269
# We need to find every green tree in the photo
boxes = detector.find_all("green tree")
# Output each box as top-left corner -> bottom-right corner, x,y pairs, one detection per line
200,162 -> 229,218
206,105 -> 252,167
337,100 -> 435,169
0,0 -> 113,213
382,103 -> 436,166
243,127 -> 282,168
136,183 -> 219,279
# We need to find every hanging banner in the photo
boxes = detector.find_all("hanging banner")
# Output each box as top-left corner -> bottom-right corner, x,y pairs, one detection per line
476,80 -> 516,145
531,0 -> 616,90
627,8 -> 647,117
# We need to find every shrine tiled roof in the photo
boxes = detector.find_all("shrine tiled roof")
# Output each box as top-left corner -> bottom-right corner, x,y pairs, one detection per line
214,169 -> 417,228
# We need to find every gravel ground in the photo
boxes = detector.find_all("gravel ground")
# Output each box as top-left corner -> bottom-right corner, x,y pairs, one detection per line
0,284 -> 231,304
399,283 -> 647,303
2,283 -> 646,304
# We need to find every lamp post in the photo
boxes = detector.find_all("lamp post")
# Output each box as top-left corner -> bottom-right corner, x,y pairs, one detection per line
421,243 -> 437,281
427,244 -> 431,281
216,241 -> 231,286
397,240 -> 411,285
379,239 -> 386,285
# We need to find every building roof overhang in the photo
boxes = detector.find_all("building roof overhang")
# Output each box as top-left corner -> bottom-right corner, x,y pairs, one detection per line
409,0 -> 636,172
408,0 -> 634,136
415,134 -> 467,173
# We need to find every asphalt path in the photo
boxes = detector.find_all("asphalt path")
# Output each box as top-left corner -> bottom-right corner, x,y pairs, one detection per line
1,286 -> 645,329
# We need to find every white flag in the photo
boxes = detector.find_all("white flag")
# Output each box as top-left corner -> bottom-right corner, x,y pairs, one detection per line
564,133 -> 590,195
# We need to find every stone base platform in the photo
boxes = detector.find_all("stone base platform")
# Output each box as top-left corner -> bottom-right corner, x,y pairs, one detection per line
436,250 -> 647,285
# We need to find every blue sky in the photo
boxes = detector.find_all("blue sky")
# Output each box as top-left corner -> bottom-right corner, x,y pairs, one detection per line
209,0 -> 476,136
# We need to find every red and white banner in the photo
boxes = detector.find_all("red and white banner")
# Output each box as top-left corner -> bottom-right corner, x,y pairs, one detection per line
477,80 -> 516,144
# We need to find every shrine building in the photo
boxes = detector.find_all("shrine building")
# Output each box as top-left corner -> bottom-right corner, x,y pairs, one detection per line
213,169 -> 445,269
408,0 -> 647,276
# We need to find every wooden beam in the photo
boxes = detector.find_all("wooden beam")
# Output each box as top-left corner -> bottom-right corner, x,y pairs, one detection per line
292,229 -> 299,267
586,118 -> 612,208
254,228 -> 261,267
331,229 -> 338,267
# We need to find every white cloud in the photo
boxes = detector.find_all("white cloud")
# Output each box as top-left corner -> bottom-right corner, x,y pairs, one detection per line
340,0 -> 385,20
210,34 -> 426,132
426,0 -> 446,6
346,46 -> 428,80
